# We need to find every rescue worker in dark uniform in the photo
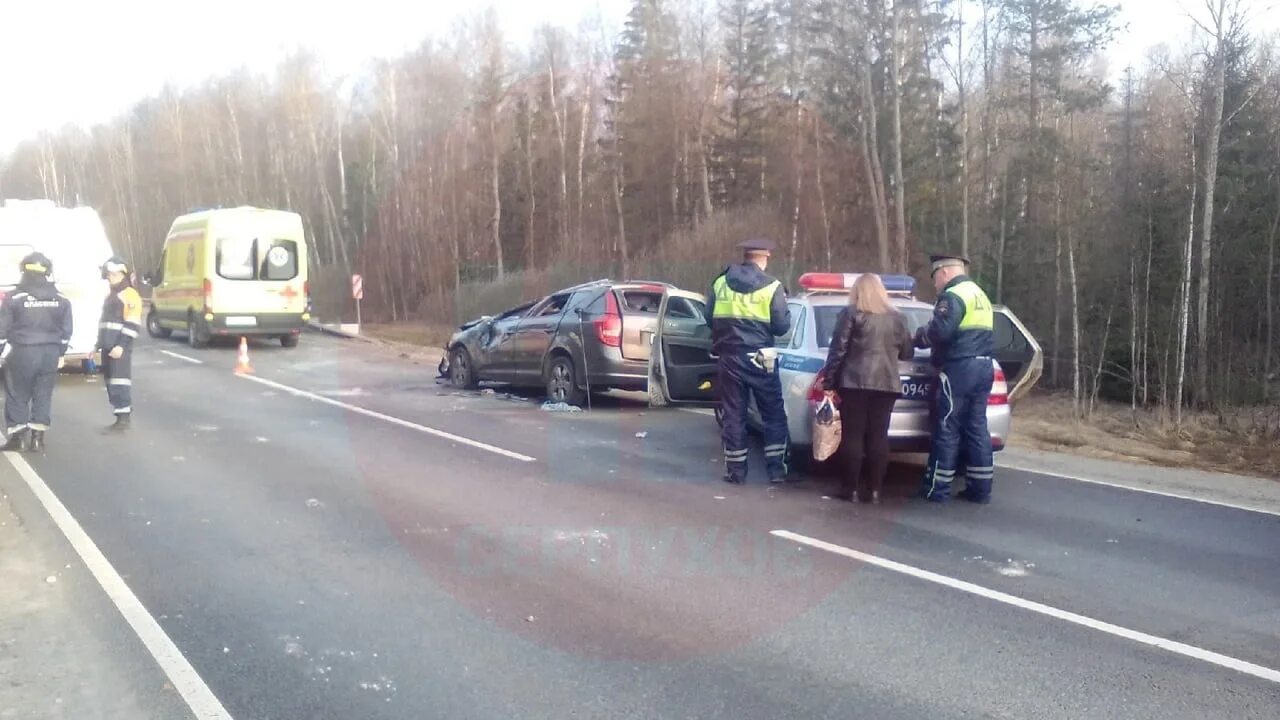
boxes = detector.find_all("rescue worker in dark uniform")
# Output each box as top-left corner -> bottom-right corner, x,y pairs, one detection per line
914,254 -> 996,503
708,239 -> 791,484
0,253 -> 73,452
98,256 -> 142,431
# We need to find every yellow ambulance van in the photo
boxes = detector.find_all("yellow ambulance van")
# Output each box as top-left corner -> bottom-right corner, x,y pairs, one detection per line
145,207 -> 310,348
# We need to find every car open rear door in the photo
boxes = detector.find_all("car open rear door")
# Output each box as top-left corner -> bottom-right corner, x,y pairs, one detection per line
648,289 -> 718,407
993,306 -> 1043,403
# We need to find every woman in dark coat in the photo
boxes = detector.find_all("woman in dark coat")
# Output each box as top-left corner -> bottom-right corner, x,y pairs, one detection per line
820,273 -> 915,503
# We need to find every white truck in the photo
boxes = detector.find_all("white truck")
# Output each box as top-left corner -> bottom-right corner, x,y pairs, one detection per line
0,199 -> 115,371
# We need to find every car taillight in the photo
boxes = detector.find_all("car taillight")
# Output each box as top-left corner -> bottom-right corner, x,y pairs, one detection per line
203,278 -> 213,311
990,366 -> 1009,405
594,291 -> 622,347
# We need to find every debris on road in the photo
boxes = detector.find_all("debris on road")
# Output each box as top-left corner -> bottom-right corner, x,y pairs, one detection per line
540,401 -> 582,413
481,389 -> 497,396
45,575 -> 57,584
306,498 -> 324,509
713,496 -> 726,500
635,431 -> 648,439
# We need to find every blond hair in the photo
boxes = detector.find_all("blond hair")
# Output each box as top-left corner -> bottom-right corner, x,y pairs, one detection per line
849,273 -> 895,315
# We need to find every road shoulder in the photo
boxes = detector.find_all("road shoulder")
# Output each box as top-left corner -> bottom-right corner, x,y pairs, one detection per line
999,445 -> 1280,515
0,459 -> 192,720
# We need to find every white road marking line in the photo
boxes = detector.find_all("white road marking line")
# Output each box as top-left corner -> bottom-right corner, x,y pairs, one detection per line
679,408 -> 716,417
3,453 -> 234,719
237,374 -> 536,463
998,462 -> 1280,518
772,529 -> 1280,685
159,350 -> 203,365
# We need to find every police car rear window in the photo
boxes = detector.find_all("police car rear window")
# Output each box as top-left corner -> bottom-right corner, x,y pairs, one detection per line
813,305 -> 933,348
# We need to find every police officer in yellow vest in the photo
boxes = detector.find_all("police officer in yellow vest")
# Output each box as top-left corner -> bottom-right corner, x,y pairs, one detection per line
914,254 -> 996,503
708,239 -> 791,484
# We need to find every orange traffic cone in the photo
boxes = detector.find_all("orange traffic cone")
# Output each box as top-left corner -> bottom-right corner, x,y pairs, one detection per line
234,337 -> 253,375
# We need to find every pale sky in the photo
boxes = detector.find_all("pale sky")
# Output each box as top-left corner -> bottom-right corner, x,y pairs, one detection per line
0,0 -> 1276,153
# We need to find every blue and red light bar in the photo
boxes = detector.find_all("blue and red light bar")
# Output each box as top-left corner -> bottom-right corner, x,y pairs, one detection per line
797,272 -> 917,294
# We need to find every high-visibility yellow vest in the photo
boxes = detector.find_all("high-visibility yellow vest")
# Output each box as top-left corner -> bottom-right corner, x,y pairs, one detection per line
713,276 -> 779,322
945,280 -> 994,330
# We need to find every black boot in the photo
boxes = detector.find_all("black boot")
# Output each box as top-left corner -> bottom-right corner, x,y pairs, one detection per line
27,430 -> 44,453
2,429 -> 28,452
106,414 -> 131,433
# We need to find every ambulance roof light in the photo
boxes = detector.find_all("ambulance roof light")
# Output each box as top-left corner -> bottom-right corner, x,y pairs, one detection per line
797,272 -> 916,294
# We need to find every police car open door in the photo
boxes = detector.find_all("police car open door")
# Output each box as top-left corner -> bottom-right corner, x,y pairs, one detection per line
992,306 -> 1044,403
648,289 -> 718,407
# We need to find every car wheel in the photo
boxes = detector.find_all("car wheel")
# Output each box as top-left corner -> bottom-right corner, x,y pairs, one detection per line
281,333 -> 300,348
187,316 -> 209,349
546,355 -> 586,406
146,310 -> 172,339
449,346 -> 479,390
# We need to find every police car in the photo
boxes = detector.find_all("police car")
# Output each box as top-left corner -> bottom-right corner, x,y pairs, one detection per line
647,272 -> 1043,456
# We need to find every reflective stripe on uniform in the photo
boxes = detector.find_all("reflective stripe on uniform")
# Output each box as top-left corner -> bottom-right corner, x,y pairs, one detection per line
764,443 -> 787,457
945,280 -> 994,330
28,423 -> 48,431
712,276 -> 780,322
99,321 -> 124,330
113,406 -> 132,415
109,378 -> 132,386
122,328 -> 139,338
6,424 -> 28,435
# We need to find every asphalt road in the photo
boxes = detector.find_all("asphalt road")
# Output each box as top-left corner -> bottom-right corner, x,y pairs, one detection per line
2,332 -> 1278,719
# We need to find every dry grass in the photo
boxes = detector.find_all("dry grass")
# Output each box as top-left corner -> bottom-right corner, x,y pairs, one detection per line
361,322 -> 455,349
1014,393 -> 1280,479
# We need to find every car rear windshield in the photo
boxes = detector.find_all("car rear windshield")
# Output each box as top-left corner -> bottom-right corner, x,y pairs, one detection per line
813,305 -> 933,348
217,237 -> 299,281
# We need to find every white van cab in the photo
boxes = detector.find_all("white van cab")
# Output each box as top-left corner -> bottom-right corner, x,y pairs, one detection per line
0,199 -> 114,370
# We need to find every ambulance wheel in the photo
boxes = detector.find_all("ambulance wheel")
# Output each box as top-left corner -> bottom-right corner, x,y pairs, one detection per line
546,355 -> 586,407
187,317 -> 210,349
147,311 -> 172,339
449,346 -> 478,390
281,333 -> 300,348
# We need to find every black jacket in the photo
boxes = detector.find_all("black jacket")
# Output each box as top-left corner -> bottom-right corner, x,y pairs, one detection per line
707,262 -> 790,354
821,308 -> 914,394
0,276 -> 74,352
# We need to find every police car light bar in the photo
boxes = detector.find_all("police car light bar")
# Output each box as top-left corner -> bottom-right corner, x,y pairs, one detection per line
797,272 -> 916,294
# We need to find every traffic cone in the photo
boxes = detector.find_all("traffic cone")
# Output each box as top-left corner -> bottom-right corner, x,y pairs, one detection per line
234,337 -> 253,375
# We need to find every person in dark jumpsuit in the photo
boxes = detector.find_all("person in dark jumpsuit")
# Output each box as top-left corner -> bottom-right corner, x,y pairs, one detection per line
914,254 -> 996,503
0,253 -> 74,453
98,256 -> 142,432
707,238 -> 791,485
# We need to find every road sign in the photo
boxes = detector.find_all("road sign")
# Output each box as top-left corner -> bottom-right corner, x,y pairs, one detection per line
352,274 -> 364,300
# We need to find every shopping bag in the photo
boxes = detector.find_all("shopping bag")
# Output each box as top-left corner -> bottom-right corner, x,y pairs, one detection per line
813,395 -> 842,462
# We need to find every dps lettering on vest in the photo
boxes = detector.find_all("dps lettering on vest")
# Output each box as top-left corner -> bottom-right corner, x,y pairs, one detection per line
946,280 -> 994,330
712,276 -> 781,322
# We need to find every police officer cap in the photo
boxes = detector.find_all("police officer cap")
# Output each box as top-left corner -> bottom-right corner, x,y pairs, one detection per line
738,238 -> 776,254
929,253 -> 969,275
20,252 -> 52,276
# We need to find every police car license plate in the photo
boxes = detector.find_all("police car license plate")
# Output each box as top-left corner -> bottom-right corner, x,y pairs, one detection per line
902,377 -> 933,400
226,316 -> 258,327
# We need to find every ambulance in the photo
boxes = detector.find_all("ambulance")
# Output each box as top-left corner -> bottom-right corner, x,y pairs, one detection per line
145,207 -> 310,348
0,199 -> 114,371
